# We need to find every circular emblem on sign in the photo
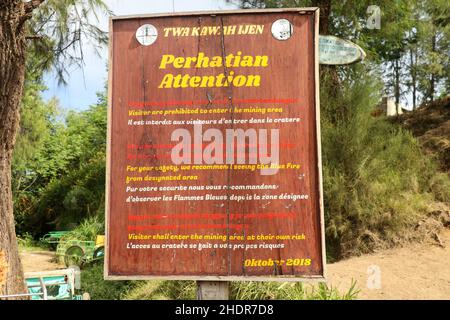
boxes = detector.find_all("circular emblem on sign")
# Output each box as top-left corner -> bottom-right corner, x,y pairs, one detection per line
271,19 -> 293,41
136,24 -> 158,46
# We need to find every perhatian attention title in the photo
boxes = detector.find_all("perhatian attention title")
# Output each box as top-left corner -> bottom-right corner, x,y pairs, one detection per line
158,51 -> 269,89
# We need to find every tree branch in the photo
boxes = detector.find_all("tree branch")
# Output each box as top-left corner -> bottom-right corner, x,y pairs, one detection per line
25,35 -> 43,39
24,0 -> 46,15
18,0 -> 46,31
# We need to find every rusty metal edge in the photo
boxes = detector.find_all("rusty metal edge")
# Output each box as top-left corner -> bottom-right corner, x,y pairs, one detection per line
313,8 -> 327,282
104,17 -> 113,280
110,8 -> 319,21
104,275 -> 326,282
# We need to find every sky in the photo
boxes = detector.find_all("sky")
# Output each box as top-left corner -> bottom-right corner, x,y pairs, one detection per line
42,0 -> 239,111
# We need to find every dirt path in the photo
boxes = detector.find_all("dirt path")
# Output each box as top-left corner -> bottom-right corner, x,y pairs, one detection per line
20,250 -> 64,273
326,229 -> 450,299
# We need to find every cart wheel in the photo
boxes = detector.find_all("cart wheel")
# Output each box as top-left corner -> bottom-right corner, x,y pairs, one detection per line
92,246 -> 104,262
64,246 -> 84,267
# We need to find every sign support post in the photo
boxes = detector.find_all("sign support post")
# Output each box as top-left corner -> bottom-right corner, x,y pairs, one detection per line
197,281 -> 229,300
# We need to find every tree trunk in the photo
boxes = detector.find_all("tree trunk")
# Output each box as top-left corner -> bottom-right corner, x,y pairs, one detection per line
314,0 -> 341,121
429,33 -> 436,102
0,0 -> 28,298
394,59 -> 400,115
410,47 -> 417,110
314,0 -> 331,35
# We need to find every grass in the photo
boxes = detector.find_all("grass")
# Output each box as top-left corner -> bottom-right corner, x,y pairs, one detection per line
80,264 -> 135,300
121,280 -> 360,300
123,280 -> 197,300
231,281 -> 359,300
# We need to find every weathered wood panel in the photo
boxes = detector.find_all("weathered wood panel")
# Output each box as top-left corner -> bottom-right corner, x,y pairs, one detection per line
105,8 -> 325,280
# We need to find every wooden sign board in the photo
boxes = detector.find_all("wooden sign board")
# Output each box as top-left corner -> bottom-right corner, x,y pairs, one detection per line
319,35 -> 366,65
105,8 -> 326,281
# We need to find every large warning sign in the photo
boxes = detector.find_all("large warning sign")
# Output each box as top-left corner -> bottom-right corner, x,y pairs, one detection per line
105,8 -> 325,280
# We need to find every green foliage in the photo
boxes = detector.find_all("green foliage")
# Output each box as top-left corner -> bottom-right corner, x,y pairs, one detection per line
62,216 -> 104,241
27,0 -> 110,84
320,65 -> 447,258
12,71 -> 61,234
239,0 -> 450,105
17,233 -> 35,249
17,233 -> 50,251
81,264 -> 134,300
413,0 -> 450,101
428,172 -> 450,203
13,0 -> 110,235
13,90 -> 107,236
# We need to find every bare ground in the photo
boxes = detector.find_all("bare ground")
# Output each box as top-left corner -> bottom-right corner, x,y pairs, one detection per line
20,250 -> 64,272
325,229 -> 450,300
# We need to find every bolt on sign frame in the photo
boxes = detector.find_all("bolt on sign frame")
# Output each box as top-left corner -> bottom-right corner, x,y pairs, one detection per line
105,8 -> 326,281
